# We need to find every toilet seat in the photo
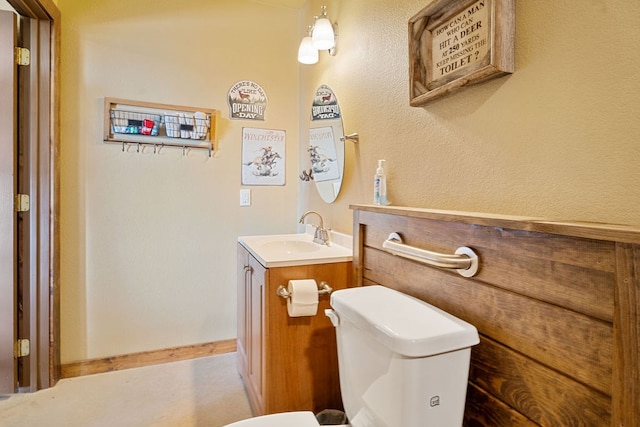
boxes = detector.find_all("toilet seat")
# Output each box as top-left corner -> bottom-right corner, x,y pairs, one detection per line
224,411 -> 321,426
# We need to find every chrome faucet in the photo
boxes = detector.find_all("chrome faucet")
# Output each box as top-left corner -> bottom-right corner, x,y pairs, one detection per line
299,210 -> 330,245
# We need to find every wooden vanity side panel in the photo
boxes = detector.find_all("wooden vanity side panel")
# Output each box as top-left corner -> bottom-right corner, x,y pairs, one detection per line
262,261 -> 351,415
351,206 -> 639,427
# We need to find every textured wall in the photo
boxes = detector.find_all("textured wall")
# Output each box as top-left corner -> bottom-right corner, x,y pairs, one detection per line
57,0 -> 640,363
299,0 -> 640,233
58,0 -> 301,362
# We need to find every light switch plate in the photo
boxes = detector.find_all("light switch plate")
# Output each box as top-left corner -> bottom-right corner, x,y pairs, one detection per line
240,189 -> 251,206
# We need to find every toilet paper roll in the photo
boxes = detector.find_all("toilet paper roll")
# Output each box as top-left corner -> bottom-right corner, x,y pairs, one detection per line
287,279 -> 319,317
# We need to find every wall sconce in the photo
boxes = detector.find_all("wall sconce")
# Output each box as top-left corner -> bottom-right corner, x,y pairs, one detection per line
298,5 -> 337,64
312,6 -> 335,50
298,26 -> 319,65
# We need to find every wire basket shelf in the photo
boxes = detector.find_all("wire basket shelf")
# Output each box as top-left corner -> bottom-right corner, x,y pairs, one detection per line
110,110 -> 162,136
104,98 -> 217,157
109,110 -> 211,140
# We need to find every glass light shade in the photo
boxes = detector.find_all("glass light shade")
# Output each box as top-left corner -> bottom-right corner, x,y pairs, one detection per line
312,18 -> 335,50
298,36 -> 319,64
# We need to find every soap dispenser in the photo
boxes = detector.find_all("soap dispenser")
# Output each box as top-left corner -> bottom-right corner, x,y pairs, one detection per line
373,159 -> 388,206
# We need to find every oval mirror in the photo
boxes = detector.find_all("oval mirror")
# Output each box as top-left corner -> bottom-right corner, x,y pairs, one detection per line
308,85 -> 345,204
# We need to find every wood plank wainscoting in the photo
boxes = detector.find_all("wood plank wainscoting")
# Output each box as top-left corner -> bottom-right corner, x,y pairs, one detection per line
60,340 -> 236,379
351,205 -> 638,427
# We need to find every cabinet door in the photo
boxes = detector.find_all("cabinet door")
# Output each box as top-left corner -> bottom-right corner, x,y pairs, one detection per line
248,254 -> 266,413
236,245 -> 250,380
237,244 -> 267,415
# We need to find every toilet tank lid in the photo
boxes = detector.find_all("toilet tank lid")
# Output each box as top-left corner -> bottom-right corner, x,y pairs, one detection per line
330,285 -> 479,357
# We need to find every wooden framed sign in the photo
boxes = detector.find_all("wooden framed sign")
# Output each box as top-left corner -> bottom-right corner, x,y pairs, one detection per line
409,0 -> 514,106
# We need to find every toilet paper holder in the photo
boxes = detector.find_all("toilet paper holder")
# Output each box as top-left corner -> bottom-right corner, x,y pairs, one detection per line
276,281 -> 333,299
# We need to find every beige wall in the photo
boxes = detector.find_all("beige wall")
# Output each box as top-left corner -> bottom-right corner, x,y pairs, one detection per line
59,0 -> 640,363
299,0 -> 640,234
59,0 -> 301,362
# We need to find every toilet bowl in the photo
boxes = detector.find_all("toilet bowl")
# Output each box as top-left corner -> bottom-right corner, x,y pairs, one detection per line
224,411 -> 323,427
225,411 -> 350,426
226,285 -> 479,427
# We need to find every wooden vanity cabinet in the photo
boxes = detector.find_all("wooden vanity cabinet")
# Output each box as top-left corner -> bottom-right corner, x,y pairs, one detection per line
237,243 -> 351,416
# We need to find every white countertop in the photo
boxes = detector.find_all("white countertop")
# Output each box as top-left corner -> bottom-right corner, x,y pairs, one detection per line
238,229 -> 353,268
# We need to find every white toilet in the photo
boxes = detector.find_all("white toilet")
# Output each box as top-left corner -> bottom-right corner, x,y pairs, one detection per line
226,285 -> 479,427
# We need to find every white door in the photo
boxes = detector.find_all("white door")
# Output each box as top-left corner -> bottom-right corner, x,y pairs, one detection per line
0,8 -> 17,393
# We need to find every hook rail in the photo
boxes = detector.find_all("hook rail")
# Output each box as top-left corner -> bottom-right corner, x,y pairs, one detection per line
110,140 -> 213,157
382,232 -> 479,277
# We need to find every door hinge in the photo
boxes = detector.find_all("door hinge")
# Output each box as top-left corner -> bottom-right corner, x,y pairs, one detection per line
14,47 -> 30,66
14,339 -> 30,358
15,194 -> 30,212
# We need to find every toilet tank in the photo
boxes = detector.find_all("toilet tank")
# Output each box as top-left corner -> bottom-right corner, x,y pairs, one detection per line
327,285 -> 479,427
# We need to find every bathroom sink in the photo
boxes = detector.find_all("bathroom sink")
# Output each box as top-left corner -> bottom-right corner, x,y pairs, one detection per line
260,239 -> 321,254
239,232 -> 352,267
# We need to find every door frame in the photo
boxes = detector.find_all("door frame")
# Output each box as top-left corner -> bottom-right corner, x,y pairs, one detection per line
7,0 -> 59,390
0,8 -> 17,394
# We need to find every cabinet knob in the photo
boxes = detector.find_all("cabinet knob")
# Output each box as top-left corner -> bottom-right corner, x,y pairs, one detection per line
243,265 -> 252,273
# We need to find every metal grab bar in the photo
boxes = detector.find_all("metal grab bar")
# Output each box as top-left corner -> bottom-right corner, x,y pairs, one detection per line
382,232 -> 479,277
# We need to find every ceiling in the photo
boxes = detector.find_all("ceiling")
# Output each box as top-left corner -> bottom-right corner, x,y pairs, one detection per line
255,0 -> 307,9
0,0 -> 307,12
